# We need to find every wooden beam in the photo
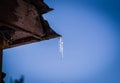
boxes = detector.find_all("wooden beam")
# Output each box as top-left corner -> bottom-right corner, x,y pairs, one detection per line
0,48 -> 2,82
0,36 -> 9,82
0,39 -> 3,82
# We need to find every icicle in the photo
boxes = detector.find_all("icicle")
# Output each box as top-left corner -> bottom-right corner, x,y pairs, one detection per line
59,37 -> 64,59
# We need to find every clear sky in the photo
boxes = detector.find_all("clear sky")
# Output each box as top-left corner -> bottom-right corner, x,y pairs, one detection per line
3,0 -> 120,83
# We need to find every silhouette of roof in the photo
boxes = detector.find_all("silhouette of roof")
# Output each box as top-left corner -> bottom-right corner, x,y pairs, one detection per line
0,0 -> 60,49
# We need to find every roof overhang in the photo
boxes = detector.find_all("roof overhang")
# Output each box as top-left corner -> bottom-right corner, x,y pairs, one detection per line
0,0 -> 61,49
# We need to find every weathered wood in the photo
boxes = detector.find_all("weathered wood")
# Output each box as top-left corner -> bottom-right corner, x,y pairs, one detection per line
0,0 -> 60,49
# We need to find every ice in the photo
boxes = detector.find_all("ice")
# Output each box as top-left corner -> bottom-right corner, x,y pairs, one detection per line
59,37 -> 64,59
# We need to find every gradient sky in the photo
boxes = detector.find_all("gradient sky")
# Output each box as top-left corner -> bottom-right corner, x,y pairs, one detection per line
3,0 -> 120,83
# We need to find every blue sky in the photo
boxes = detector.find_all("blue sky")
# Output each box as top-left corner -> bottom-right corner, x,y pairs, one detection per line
3,0 -> 120,83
